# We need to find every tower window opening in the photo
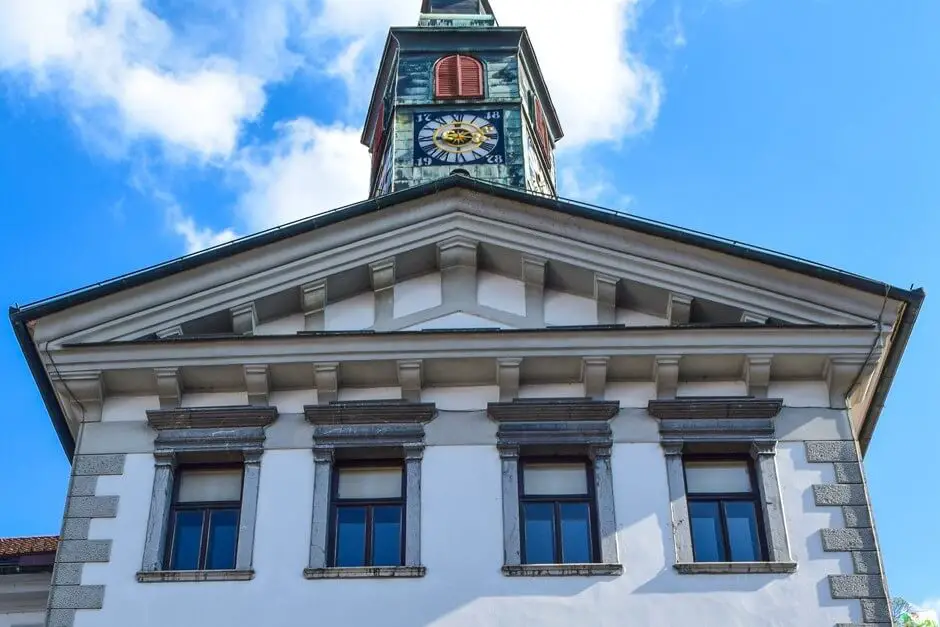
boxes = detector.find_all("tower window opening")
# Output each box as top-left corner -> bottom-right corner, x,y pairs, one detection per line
435,55 -> 484,99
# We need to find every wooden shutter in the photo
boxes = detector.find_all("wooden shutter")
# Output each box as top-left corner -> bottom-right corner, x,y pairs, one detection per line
534,97 -> 551,159
371,102 -> 385,180
457,55 -> 483,97
435,56 -> 460,98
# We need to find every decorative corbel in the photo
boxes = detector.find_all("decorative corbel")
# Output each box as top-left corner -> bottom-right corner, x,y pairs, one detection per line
438,237 -> 478,308
667,293 -> 693,326
231,302 -> 258,336
496,358 -> 522,402
582,357 -> 609,400
824,356 -> 872,409
301,280 -> 327,332
370,258 -> 396,326
314,362 -> 340,405
244,365 -> 271,406
744,354 -> 773,399
398,360 -> 424,402
594,273 -> 618,325
51,370 -> 104,423
154,367 -> 181,409
521,255 -> 547,326
653,356 -> 680,400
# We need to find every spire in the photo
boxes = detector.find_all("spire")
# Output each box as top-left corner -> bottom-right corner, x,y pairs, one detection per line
419,0 -> 497,26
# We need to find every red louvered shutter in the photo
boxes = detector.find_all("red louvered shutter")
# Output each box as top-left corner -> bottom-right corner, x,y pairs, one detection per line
435,56 -> 459,98
534,97 -> 551,159
371,102 -> 385,181
457,55 -> 483,97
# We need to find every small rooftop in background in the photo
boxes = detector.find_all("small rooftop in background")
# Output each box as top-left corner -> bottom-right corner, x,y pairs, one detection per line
0,536 -> 58,558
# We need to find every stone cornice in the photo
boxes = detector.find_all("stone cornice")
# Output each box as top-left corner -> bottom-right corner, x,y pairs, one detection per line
647,397 -> 784,420
304,401 -> 437,425
147,406 -> 278,430
487,399 -> 620,423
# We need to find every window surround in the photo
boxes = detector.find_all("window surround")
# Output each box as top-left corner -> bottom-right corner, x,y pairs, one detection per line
138,406 -> 277,583
303,401 -> 437,579
488,398 -> 622,577
649,397 -> 797,575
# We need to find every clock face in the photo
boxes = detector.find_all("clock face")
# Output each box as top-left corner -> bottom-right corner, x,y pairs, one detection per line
413,110 -> 505,166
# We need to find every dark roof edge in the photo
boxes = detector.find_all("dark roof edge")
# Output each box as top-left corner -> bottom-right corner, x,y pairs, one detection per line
10,311 -> 75,459
859,288 -> 925,456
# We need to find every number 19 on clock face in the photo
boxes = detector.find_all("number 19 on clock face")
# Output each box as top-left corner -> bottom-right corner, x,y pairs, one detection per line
413,110 -> 505,167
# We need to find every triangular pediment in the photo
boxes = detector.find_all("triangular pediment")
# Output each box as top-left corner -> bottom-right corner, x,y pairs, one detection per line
26,181 -> 901,349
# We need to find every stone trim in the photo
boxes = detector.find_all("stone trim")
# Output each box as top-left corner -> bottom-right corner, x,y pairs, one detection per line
501,564 -> 623,577
805,440 -> 891,627
147,405 -> 278,430
656,405 -> 793,570
492,400 -> 621,571
304,566 -> 426,579
140,410 -> 276,577
307,404 -> 435,573
648,397 -> 783,420
136,569 -> 255,583
674,561 -> 798,575
47,453 -> 126,627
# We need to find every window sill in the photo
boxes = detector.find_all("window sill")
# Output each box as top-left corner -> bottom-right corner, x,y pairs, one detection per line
303,566 -> 426,579
136,569 -> 255,583
502,564 -> 623,577
674,562 -> 798,575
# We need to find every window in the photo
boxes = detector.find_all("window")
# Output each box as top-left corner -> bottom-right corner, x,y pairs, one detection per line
435,54 -> 484,98
166,467 -> 243,571
531,94 -> 552,161
519,461 -> 597,565
684,458 -> 765,563
330,465 -> 405,568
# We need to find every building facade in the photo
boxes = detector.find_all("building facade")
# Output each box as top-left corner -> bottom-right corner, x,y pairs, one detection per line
5,2 -> 924,627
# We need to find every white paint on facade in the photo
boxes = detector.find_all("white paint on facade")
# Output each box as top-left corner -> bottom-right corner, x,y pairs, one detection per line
518,383 -> 584,398
325,292 -> 375,331
616,309 -> 669,327
605,382 -> 657,407
477,272 -> 526,316
254,313 -> 304,336
676,380 -> 748,397
267,390 -> 317,413
101,396 -> 159,422
544,290 -> 596,326
394,273 -> 442,319
421,386 -> 500,411
179,392 -> 250,408
769,381 -> 830,407
72,434 -> 859,627
0,610 -> 46,627
337,387 -> 403,401
403,312 -> 512,331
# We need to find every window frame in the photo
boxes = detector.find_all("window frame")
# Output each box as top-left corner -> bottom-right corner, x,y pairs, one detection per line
517,457 -> 600,565
682,454 -> 768,564
327,460 -> 407,568
164,464 -> 244,571
434,54 -> 485,99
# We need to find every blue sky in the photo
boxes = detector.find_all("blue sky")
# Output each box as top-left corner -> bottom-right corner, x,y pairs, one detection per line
1,0 -> 937,610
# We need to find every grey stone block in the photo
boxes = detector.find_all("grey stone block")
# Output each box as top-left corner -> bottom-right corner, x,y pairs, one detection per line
73,454 -> 125,476
61,518 -> 90,540
52,563 -> 84,586
46,609 -> 77,627
66,496 -> 119,519
834,462 -> 864,484
69,476 -> 98,496
861,598 -> 891,622
806,441 -> 858,463
821,528 -> 876,552
57,540 -> 112,563
49,585 -> 105,609
842,506 -> 873,528
828,574 -> 887,599
814,484 -> 868,506
852,551 -> 882,574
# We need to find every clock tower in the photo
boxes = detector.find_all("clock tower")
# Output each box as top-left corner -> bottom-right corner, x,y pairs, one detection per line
361,0 -> 563,198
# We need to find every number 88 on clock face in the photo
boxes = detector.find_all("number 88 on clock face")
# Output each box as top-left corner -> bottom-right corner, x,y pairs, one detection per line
413,110 -> 505,167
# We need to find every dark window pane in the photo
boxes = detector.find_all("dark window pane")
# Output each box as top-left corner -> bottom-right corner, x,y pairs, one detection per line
689,501 -> 725,562
724,501 -> 762,562
559,502 -> 592,564
335,507 -> 367,567
205,509 -> 239,570
170,510 -> 204,571
372,506 -> 403,566
522,502 -> 555,564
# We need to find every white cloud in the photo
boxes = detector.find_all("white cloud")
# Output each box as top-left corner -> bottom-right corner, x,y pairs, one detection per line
164,202 -> 239,254
918,599 -> 940,618
236,119 -> 369,231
